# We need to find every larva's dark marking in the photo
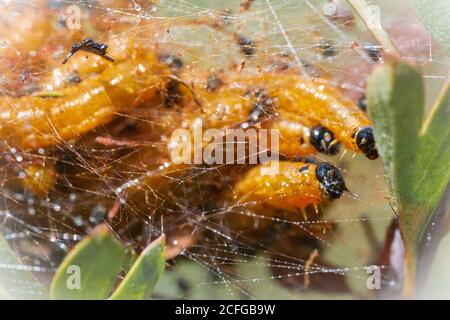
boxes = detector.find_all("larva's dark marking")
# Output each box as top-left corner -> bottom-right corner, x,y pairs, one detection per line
236,34 -> 256,57
315,39 -> 337,58
298,164 -> 310,173
206,74 -> 224,92
245,88 -> 277,126
67,71 -> 82,84
309,125 -> 341,155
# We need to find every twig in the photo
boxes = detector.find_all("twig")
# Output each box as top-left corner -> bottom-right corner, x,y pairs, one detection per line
346,0 -> 400,56
304,248 -> 319,288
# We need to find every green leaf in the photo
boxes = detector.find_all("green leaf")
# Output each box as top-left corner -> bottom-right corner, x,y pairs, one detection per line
417,80 -> 450,211
110,235 -> 165,300
50,225 -> 125,300
0,233 -> 48,299
367,61 -> 450,292
122,245 -> 138,273
367,61 -> 424,213
411,0 -> 450,56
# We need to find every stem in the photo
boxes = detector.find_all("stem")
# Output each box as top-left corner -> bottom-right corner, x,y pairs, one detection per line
346,0 -> 400,56
403,244 -> 416,298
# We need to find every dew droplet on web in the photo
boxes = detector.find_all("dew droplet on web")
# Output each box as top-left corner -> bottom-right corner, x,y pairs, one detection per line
69,193 -> 77,202
73,216 -> 84,227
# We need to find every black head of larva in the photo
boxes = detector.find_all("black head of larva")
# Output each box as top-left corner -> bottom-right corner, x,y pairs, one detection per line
355,127 -> 379,160
315,162 -> 347,200
309,125 -> 340,155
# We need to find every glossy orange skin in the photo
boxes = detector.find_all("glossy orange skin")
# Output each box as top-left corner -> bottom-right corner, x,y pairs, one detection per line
173,71 -> 370,157
0,52 -> 170,150
272,112 -> 318,157
234,161 -> 322,210
1,44 -> 370,156
215,73 -> 371,152
0,1 -> 361,266
23,162 -> 56,197
165,86 -> 318,160
41,37 -> 148,91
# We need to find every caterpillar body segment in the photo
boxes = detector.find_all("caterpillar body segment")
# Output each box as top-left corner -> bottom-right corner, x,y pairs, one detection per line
172,77 -> 342,159
234,160 -> 347,211
219,73 -> 378,159
0,53 -> 171,150
177,71 -> 377,159
44,37 -> 151,91
271,117 -> 318,158
272,110 -> 341,158
1,45 -> 377,160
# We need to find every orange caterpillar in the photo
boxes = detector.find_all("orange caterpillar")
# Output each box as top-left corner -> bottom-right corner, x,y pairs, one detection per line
0,50 -> 170,150
234,160 -> 347,208
218,160 -> 347,231
182,72 -> 378,159
0,6 -> 378,159
0,1 -> 379,286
